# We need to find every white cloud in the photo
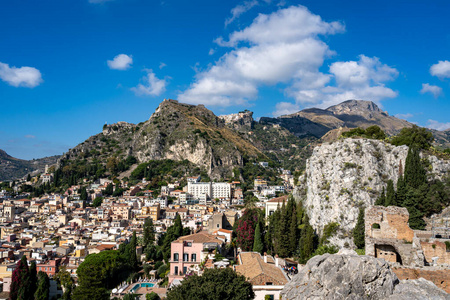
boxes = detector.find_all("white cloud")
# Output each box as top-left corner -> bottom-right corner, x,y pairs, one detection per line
225,0 -> 259,27
0,62 -> 43,88
107,54 -> 133,70
131,69 -> 167,96
430,60 -> 450,78
420,83 -> 442,98
159,62 -> 167,69
24,135 -> 36,139
179,5 -> 397,114
394,113 -> 414,120
426,119 -> 450,131
179,5 -> 344,106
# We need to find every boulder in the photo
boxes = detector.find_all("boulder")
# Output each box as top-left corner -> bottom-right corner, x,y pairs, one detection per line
388,278 -> 450,300
280,253 -> 450,299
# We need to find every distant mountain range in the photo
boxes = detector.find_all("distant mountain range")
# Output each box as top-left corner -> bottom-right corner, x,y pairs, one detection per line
0,150 -> 60,181
1,99 -> 449,181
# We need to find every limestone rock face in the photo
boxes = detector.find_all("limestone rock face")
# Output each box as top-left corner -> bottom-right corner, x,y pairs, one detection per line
281,253 -> 449,300
388,278 -> 450,300
293,138 -> 450,248
281,253 -> 398,300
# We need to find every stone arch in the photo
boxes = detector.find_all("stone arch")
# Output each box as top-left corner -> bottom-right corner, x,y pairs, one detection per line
374,244 -> 403,265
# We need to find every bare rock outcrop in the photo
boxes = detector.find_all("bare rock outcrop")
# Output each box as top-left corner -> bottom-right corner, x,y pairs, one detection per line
281,253 -> 449,300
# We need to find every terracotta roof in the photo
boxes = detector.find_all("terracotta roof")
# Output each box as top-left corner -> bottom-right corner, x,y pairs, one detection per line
174,232 -> 224,245
234,252 -> 288,285
267,195 -> 288,203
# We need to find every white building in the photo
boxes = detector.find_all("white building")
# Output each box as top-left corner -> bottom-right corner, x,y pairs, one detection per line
188,182 -> 212,199
211,182 -> 231,199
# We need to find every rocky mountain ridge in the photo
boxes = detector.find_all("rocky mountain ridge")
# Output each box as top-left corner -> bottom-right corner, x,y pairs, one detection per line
293,138 -> 450,248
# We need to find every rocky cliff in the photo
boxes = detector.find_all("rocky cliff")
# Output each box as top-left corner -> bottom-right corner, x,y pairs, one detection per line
293,138 -> 450,248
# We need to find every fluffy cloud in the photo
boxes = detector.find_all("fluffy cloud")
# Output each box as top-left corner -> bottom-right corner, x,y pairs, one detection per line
0,62 -> 43,88
225,0 -> 259,26
107,54 -> 133,70
179,5 -> 344,106
180,5 -> 398,113
131,69 -> 167,96
430,60 -> 450,78
420,83 -> 442,98
426,119 -> 450,131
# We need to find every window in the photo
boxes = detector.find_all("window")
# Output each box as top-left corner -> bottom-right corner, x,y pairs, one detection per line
183,253 -> 189,262
173,253 -> 179,262
174,266 -> 178,275
191,253 -> 197,262
183,266 -> 187,275
266,295 -> 274,300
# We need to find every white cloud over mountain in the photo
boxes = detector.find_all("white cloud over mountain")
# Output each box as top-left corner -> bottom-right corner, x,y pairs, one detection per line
0,62 -> 43,88
178,5 -> 398,114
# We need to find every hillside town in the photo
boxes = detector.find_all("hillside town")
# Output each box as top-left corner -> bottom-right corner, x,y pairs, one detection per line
0,164 -> 298,299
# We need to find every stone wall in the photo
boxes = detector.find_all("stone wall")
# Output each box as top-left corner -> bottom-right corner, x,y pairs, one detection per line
365,206 -> 423,267
393,267 -> 450,293
421,240 -> 450,265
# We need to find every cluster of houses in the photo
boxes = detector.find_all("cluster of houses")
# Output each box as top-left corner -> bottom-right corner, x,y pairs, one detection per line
0,168 -> 295,299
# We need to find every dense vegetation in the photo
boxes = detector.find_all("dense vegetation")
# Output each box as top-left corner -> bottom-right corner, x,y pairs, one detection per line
375,147 -> 450,229
166,268 -> 254,300
9,256 -> 48,300
342,125 -> 386,140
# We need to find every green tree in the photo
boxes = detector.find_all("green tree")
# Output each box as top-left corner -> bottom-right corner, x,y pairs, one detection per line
143,218 -> 155,249
403,188 -> 426,230
252,222 -> 263,254
92,196 -> 103,207
34,271 -> 50,300
385,180 -> 396,206
146,292 -> 161,300
375,187 -> 386,206
29,261 -> 38,298
391,125 -> 434,150
404,147 -> 427,189
166,268 -> 254,300
104,183 -> 114,196
80,186 -> 88,201
10,255 -> 30,300
127,231 -> 138,270
298,215 -> 315,264
353,207 -> 365,249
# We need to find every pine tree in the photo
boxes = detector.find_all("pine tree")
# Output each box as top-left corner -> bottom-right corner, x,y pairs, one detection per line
385,180 -> 396,206
252,223 -> 264,254
353,207 -> 365,249
375,187 -> 386,206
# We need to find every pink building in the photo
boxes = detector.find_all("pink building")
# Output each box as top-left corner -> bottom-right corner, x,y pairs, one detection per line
168,232 -> 224,285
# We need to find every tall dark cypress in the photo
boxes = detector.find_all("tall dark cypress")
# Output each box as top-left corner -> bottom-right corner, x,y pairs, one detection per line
385,180 -> 396,206
353,207 -> 365,249
375,187 -> 386,206
404,147 -> 427,188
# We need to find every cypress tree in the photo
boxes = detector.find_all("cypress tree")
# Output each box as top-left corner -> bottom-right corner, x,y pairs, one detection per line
143,218 -> 155,249
289,209 -> 298,257
385,180 -> 396,206
127,231 -> 138,270
277,201 -> 290,258
404,147 -> 427,188
298,215 -> 315,264
353,207 -> 365,249
375,187 -> 386,206
252,223 -> 264,254
396,175 -> 407,207
34,271 -> 50,300
29,261 -> 38,297
403,188 -> 426,229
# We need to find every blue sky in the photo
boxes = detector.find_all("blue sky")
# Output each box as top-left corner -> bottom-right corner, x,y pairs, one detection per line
1,0 -> 450,159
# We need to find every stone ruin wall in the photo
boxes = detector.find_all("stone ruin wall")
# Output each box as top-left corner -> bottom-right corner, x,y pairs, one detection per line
393,267 -> 450,293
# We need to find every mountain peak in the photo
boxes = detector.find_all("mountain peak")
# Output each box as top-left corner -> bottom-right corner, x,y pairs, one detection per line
326,100 -> 383,115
